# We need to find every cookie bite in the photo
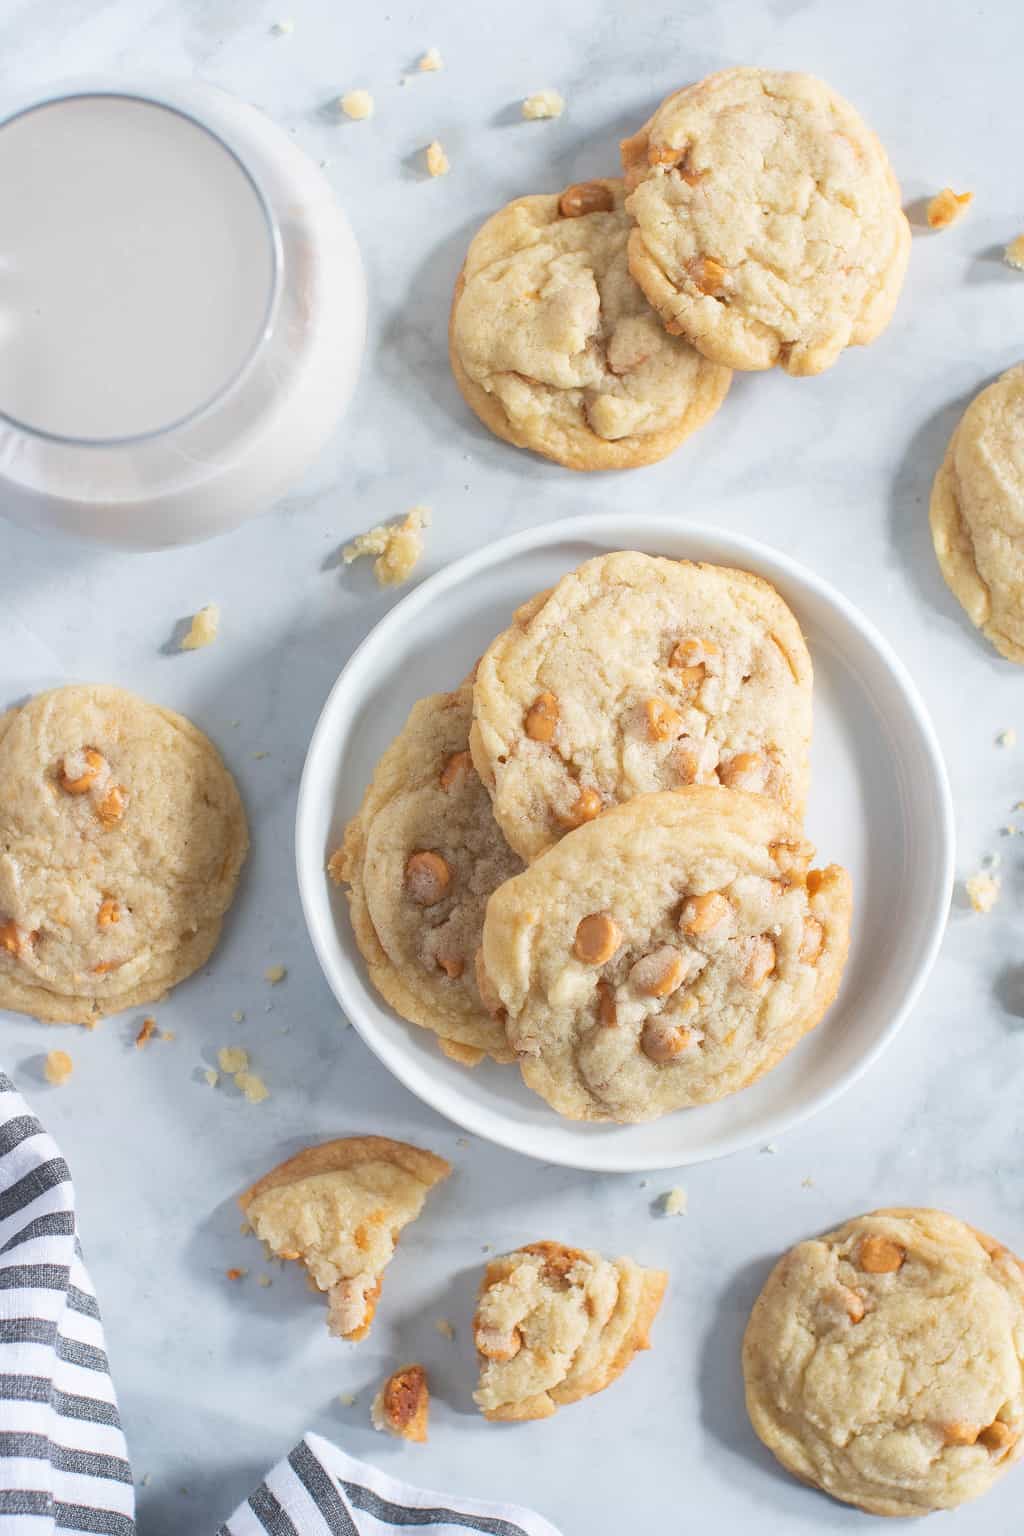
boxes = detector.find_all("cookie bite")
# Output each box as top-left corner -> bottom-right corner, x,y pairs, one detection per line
479,788 -> 851,1123
930,363 -> 1024,663
743,1209 -> 1024,1516
238,1137 -> 450,1340
449,180 -> 730,469
371,1364 -> 430,1442
336,684 -> 523,1066
473,1241 -> 666,1421
470,552 -> 812,860
622,68 -> 910,376
0,684 -> 247,1024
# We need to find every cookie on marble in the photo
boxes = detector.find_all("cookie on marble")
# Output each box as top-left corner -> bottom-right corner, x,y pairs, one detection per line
0,684 -> 247,1025
621,68 -> 910,376
478,787 -> 851,1123
336,684 -> 523,1065
371,1364 -> 430,1442
239,1137 -> 451,1341
449,179 -> 731,469
743,1208 -> 1024,1516
470,552 -> 813,861
473,1241 -> 666,1421
930,363 -> 1024,663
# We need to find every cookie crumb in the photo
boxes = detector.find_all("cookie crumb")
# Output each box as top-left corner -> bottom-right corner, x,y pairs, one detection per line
342,506 -> 430,586
327,848 -> 346,885
161,1029 -> 176,1042
226,1267 -> 247,1281
997,728 -> 1016,748
371,1364 -> 429,1443
760,1143 -> 778,1155
44,1050 -> 73,1086
966,871 -> 1001,913
1006,236 -> 1024,271
417,47 -> 443,71
926,188 -> 973,229
180,604 -> 220,650
271,18 -> 294,34
204,1068 -> 220,1088
257,1273 -> 273,1287
434,1317 -> 455,1340
217,1046 -> 249,1075
252,751 -> 269,761
801,1176 -> 815,1189
1002,825 -> 1018,838
662,1186 -> 688,1217
135,1017 -> 158,1049
236,1071 -> 269,1104
522,89 -> 564,120
340,90 -> 374,120
425,140 -> 449,177
264,964 -> 287,985
338,1392 -> 357,1407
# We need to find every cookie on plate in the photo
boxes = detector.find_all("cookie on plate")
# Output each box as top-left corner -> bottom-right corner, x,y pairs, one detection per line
479,787 -> 851,1123
470,552 -> 813,861
622,68 -> 910,376
336,684 -> 523,1066
473,1241 -> 666,1421
0,684 -> 247,1025
743,1209 -> 1024,1516
239,1137 -> 451,1341
449,179 -> 731,470
930,363 -> 1024,663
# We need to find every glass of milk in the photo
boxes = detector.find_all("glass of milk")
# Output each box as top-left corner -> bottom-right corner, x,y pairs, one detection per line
0,81 -> 366,549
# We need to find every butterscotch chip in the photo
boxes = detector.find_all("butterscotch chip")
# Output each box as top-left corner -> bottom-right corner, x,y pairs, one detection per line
239,1138 -> 450,1341
927,188 -> 973,229
0,686 -> 247,1026
558,786 -> 602,829
623,68 -> 909,375
135,1017 -> 158,1048
744,1209 -> 1024,1516
449,184 -> 730,470
338,685 -> 522,1064
482,787 -> 851,1122
474,1242 -> 666,1420
372,1364 -> 430,1442
858,1234 -> 905,1273
470,553 -> 812,860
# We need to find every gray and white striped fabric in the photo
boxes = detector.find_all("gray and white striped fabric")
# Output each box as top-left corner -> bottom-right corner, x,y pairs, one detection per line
0,1071 -> 134,1534
218,1433 -> 563,1536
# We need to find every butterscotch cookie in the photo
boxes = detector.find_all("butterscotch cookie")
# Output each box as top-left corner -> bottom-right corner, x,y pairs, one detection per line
930,364 -> 1024,663
470,552 -> 812,861
473,1241 -> 666,1421
622,68 -> 910,376
479,787 -> 851,1123
239,1137 -> 450,1341
371,1364 -> 430,1442
337,685 -> 523,1065
0,684 -> 247,1025
743,1209 -> 1024,1516
449,180 -> 731,469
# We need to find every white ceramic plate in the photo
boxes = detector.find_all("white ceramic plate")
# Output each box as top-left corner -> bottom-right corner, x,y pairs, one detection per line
296,515 -> 953,1172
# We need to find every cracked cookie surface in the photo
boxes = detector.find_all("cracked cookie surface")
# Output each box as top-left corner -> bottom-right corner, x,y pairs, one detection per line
338,684 -> 522,1065
479,787 -> 851,1123
449,180 -> 731,469
0,684 -> 247,1024
473,1241 -> 666,1420
622,68 -> 910,376
930,363 -> 1024,663
239,1137 -> 450,1341
743,1209 -> 1024,1516
470,552 -> 812,861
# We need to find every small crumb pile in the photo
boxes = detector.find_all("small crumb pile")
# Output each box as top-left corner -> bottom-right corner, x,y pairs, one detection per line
1006,236 -> 1024,272
662,1187 -> 688,1217
180,604 -> 220,651
343,506 -> 430,587
965,871 -> 1000,914
417,47 -> 443,71
340,90 -> 374,121
216,1046 -> 270,1103
44,1050 -> 73,1086
425,140 -> 449,177
522,89 -> 564,120
926,188 -> 973,229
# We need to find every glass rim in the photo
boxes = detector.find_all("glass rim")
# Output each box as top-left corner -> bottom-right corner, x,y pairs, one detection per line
0,88 -> 284,449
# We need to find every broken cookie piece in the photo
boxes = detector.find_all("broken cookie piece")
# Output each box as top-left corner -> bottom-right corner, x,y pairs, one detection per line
343,507 -> 430,586
371,1363 -> 430,1442
238,1136 -> 450,1340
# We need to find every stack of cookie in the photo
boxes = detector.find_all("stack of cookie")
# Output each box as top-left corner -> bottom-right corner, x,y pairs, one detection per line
449,66 -> 910,470
338,548 -> 852,1124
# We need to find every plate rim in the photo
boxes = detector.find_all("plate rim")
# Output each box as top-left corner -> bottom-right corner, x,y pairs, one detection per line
295,512 -> 955,1172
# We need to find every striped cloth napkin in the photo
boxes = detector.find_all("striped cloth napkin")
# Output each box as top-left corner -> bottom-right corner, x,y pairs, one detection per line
0,1071 -> 561,1536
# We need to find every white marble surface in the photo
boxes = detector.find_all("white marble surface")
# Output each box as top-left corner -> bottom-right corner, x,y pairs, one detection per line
2,0 -> 1024,1530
